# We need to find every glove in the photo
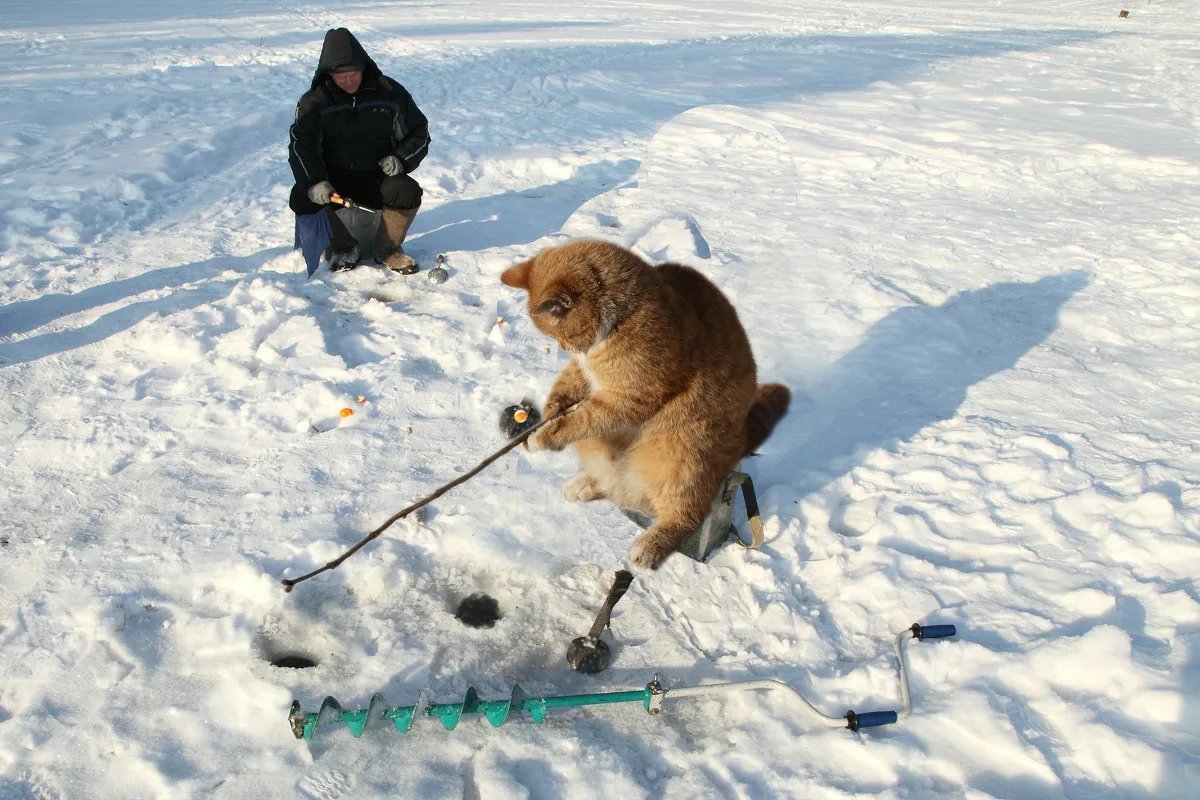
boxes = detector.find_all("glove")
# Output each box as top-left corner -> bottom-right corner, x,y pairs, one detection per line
379,155 -> 402,176
307,180 -> 334,205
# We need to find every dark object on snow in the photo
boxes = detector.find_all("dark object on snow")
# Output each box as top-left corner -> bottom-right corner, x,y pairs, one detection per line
567,570 -> 634,674
455,593 -> 502,628
566,632 -> 613,675
428,253 -> 450,284
1119,10 -> 1129,18
271,653 -> 319,669
499,400 -> 541,440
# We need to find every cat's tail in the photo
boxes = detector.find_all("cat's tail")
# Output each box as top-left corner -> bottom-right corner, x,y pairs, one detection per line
744,383 -> 791,455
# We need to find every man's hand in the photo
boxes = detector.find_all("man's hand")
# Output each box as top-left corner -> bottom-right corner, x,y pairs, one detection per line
379,156 -> 402,176
307,180 -> 334,205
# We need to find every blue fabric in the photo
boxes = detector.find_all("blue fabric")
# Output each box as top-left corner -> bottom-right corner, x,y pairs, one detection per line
294,211 -> 332,277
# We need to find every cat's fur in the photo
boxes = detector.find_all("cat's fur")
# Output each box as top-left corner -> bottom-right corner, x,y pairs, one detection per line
501,240 -> 789,569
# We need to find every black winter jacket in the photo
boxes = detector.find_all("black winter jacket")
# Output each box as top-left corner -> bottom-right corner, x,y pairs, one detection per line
288,28 -> 430,187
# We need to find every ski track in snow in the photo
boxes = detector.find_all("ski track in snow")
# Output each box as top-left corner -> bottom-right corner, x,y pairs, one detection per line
1,1 -> 1199,798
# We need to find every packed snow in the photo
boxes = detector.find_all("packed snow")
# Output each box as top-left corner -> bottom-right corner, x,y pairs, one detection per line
1,1 -> 1198,798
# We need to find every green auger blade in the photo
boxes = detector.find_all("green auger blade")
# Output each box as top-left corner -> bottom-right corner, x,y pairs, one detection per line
384,701 -> 416,733
290,682 -> 657,740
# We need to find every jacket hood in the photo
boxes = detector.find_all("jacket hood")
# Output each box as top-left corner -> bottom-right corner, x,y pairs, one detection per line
311,28 -> 382,89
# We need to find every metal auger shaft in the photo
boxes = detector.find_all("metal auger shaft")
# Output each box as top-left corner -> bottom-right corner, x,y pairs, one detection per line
288,622 -> 957,740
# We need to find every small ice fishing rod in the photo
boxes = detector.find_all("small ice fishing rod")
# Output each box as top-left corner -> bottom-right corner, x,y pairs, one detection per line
329,192 -> 378,213
288,622 -> 957,740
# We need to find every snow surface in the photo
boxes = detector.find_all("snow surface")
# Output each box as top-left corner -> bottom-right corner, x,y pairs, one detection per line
2,1 -> 1199,797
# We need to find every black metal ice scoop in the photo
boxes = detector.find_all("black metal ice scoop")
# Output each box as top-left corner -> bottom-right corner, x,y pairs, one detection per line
567,570 -> 634,674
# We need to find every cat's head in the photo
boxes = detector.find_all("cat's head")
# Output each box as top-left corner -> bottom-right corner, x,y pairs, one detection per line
501,240 -> 644,353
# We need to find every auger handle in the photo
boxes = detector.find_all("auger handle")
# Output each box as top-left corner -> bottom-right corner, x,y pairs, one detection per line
586,570 -> 635,639
845,710 -> 898,731
911,623 -> 956,641
606,570 -> 634,606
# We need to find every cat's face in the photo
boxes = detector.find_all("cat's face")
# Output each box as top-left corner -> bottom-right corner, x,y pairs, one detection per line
501,241 -> 631,354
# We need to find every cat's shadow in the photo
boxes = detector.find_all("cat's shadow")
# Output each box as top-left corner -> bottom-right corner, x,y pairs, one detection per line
764,270 -> 1091,493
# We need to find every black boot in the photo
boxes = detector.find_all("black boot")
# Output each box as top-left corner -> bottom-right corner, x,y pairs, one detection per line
325,206 -> 360,271
329,244 -> 360,271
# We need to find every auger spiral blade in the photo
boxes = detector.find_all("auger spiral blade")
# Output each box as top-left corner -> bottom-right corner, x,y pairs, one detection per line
289,683 -> 654,740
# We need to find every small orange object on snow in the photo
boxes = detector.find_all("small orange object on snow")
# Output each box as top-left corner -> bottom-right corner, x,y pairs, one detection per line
339,408 -> 354,417
513,409 -> 529,423
356,395 -> 367,405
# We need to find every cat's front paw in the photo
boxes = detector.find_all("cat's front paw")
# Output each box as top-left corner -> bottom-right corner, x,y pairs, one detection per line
628,532 -> 673,570
526,421 -> 564,452
525,427 -> 547,452
562,473 -> 606,502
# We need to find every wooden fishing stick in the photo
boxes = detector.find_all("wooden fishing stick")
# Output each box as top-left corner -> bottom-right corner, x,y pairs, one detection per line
281,405 -> 573,592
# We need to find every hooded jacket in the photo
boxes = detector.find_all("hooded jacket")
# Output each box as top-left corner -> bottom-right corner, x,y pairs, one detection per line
288,28 -> 430,187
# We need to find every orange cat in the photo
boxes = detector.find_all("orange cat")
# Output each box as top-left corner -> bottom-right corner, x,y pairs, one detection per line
501,240 -> 789,569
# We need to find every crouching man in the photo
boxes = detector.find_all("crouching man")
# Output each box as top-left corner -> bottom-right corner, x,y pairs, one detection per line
288,27 -> 430,273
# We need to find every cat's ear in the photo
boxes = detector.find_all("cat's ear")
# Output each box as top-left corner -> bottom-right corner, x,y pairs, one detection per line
535,292 -> 573,319
501,258 -> 534,289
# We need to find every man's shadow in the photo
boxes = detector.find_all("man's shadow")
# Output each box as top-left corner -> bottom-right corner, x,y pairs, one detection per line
0,248 -> 292,366
767,270 -> 1091,492
406,159 -> 638,257
0,153 -> 631,366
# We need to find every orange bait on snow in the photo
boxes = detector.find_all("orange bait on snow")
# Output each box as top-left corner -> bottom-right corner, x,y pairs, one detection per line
339,408 -> 354,418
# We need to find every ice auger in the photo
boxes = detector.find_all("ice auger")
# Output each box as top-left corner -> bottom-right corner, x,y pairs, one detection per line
289,622 -> 957,740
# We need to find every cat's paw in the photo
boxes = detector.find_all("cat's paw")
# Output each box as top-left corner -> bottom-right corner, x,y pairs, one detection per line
563,473 -> 606,502
525,428 -> 548,452
628,532 -> 672,570
528,420 -> 566,452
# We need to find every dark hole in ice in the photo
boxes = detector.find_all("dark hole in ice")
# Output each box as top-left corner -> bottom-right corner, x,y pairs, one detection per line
270,653 -> 319,669
455,593 -> 502,628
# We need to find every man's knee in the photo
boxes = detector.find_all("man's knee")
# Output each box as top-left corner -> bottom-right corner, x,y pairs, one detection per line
380,174 -> 422,210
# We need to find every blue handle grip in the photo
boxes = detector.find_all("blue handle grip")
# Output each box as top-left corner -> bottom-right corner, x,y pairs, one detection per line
845,710 -> 898,731
912,623 -> 956,640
